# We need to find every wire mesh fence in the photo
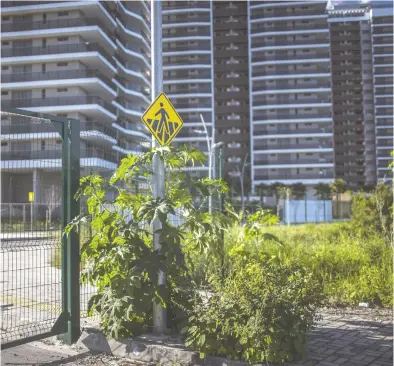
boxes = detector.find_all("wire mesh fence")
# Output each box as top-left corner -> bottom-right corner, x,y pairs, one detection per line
0,111 -> 64,345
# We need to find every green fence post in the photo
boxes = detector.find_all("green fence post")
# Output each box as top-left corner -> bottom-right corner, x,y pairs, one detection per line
61,118 -> 80,344
67,119 -> 80,344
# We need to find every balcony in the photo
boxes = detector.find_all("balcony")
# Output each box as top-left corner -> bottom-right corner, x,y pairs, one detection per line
2,96 -> 116,114
1,148 -> 119,164
254,127 -> 332,136
2,69 -> 116,91
1,17 -> 115,42
163,2 -> 210,10
254,172 -> 335,180
255,142 -> 333,150
163,29 -> 211,40
255,158 -> 334,165
1,1 -> 53,6
1,42 -> 116,67
0,121 -> 116,139
252,23 -> 328,33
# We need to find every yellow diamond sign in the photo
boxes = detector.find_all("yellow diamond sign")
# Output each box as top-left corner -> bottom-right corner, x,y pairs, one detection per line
141,92 -> 184,146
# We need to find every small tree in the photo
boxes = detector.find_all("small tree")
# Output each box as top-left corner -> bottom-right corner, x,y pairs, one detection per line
66,145 -> 228,338
314,183 -> 331,221
330,178 -> 346,219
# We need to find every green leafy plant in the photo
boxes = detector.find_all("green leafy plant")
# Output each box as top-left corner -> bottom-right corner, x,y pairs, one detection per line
185,254 -> 325,364
350,181 -> 393,244
65,145 -> 228,338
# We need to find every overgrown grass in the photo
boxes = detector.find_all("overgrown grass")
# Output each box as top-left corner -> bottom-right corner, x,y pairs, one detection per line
224,222 -> 393,307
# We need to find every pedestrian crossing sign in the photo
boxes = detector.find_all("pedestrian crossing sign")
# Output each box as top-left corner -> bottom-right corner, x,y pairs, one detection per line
141,92 -> 184,146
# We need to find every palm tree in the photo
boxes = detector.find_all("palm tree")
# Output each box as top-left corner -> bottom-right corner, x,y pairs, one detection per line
330,178 -> 346,219
270,182 -> 284,218
291,183 -> 306,223
256,183 -> 271,207
314,183 -> 331,221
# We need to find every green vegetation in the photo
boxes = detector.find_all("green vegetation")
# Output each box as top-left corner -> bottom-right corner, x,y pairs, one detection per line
64,146 -> 393,364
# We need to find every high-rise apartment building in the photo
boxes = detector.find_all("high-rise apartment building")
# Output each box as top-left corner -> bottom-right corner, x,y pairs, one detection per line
162,0 -> 215,179
248,0 -> 334,195
213,1 -> 250,188
1,0 -> 393,204
1,1 -> 151,202
370,4 -> 394,183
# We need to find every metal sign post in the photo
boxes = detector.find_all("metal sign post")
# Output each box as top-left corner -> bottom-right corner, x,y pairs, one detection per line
151,0 -> 166,334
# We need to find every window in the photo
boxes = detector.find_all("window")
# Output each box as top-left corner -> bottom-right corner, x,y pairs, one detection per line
2,41 -> 9,46
2,16 -> 10,21
2,66 -> 9,71
41,89 -> 46,99
57,62 -> 68,67
1,142 -> 8,147
41,141 -> 45,151
43,13 -> 47,22
57,113 -> 68,117
1,91 -> 9,96
42,39 -> 47,48
56,140 -> 62,144
57,88 -> 68,92
58,11 -> 69,16
42,64 -> 46,73
57,36 -> 69,41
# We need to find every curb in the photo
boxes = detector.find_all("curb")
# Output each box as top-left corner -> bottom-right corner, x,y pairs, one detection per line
76,328 -> 257,366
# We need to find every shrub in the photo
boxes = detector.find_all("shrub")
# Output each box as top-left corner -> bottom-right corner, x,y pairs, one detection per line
185,254 -> 325,364
66,146 -> 228,338
350,182 -> 393,244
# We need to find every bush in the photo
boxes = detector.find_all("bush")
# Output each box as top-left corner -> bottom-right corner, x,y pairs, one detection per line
66,146 -> 228,338
185,254 -> 325,364
223,223 -> 393,308
350,182 -> 393,244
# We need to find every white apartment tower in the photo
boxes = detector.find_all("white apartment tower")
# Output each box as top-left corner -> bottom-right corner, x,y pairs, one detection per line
1,1 -> 151,202
371,6 -> 394,182
248,1 -> 334,195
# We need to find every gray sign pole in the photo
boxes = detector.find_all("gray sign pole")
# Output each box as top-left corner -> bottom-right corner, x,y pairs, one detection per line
151,0 -> 166,334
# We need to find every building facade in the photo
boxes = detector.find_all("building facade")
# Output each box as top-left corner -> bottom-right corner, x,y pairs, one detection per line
162,0 -> 215,178
1,0 -> 152,203
0,0 -> 393,205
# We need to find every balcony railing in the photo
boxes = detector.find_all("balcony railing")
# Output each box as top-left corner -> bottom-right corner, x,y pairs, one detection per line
255,142 -> 333,150
0,121 -> 117,139
255,158 -> 334,165
253,85 -> 330,92
252,23 -> 328,33
1,17 -> 115,42
253,54 -> 329,63
1,42 -> 116,66
164,29 -> 211,38
163,2 -> 210,10
254,127 -> 332,135
1,1 -> 53,6
1,148 -> 119,163
2,96 -> 116,114
255,172 -> 335,180
2,69 -> 116,90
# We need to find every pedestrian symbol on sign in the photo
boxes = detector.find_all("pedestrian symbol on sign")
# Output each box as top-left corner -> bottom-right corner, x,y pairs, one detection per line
141,93 -> 184,146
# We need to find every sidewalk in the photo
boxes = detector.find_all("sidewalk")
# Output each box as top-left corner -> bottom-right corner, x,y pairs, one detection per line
1,308 -> 392,366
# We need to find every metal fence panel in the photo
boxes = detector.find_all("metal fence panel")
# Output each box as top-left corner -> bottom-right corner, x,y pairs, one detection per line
1,109 -> 80,348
